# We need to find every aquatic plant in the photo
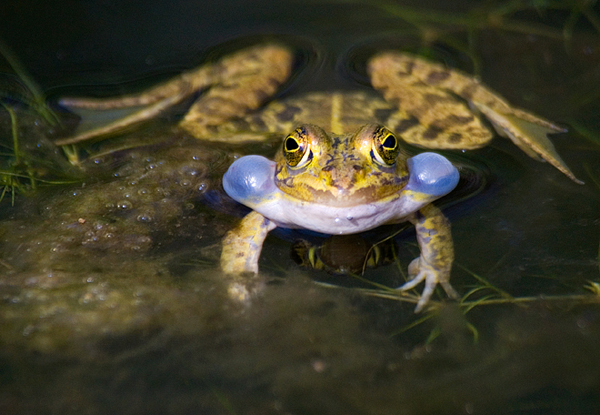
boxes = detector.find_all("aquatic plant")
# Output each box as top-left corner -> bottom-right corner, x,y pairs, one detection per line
0,40 -> 79,204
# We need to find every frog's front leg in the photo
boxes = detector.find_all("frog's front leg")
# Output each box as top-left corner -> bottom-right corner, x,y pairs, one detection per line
221,210 -> 276,302
400,203 -> 459,312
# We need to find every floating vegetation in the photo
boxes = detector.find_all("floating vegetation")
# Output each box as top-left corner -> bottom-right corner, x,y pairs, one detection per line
314,261 -> 600,344
0,40 -> 81,204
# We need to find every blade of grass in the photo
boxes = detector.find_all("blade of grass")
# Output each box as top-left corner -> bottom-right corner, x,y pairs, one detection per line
0,39 -> 58,126
0,102 -> 20,163
390,311 -> 437,337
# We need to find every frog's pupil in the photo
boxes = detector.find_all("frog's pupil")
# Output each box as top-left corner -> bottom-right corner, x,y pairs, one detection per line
382,134 -> 396,149
285,137 -> 299,151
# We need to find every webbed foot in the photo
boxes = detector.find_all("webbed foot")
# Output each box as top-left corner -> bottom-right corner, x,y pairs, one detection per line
399,257 -> 459,313
369,52 -> 582,183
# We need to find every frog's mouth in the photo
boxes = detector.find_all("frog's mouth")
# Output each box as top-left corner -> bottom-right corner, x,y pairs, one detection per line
273,163 -> 410,208
276,180 -> 408,208
223,151 -> 459,233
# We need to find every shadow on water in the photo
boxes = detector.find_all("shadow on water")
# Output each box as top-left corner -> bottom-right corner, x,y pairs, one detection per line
1,1 -> 600,414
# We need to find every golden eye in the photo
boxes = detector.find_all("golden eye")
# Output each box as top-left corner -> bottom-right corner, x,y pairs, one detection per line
283,129 -> 312,168
371,128 -> 399,166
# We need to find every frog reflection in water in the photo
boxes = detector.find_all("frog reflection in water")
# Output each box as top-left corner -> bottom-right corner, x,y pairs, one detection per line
59,44 -> 581,312
291,235 -> 399,275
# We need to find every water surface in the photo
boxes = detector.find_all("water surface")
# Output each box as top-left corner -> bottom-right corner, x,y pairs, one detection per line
1,1 -> 600,414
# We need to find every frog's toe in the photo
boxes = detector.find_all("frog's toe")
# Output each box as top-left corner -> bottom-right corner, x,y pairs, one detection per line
228,282 -> 253,303
398,257 -> 458,312
398,267 -> 434,313
406,257 -> 421,280
227,276 -> 266,304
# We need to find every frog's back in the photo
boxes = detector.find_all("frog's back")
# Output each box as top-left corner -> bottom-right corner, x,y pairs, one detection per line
223,91 -> 396,137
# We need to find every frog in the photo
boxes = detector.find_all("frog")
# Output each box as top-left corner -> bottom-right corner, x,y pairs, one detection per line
57,43 -> 581,312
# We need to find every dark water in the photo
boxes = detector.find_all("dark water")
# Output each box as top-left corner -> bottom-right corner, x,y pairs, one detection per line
1,1 -> 600,414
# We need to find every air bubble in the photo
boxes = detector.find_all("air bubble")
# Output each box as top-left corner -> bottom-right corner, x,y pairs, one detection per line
117,200 -> 132,210
137,213 -> 154,223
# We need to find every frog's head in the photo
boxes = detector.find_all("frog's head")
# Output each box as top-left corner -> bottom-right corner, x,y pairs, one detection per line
223,124 -> 459,214
274,124 -> 410,207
